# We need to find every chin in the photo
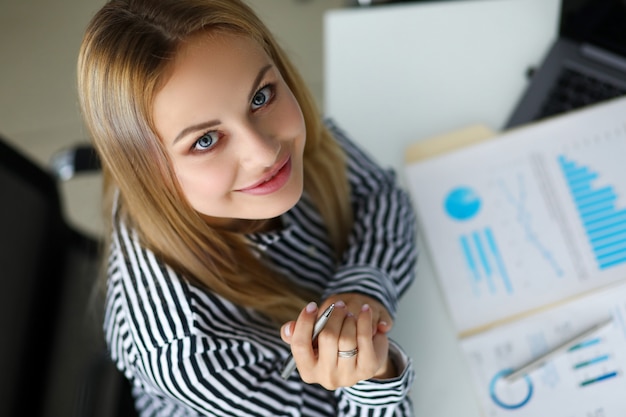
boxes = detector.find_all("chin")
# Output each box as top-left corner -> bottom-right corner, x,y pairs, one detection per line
258,190 -> 303,219
258,179 -> 304,219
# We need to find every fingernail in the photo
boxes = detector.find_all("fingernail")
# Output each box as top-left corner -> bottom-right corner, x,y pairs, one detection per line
283,323 -> 292,337
335,300 -> 346,308
305,301 -> 317,313
379,321 -> 388,327
361,304 -> 370,312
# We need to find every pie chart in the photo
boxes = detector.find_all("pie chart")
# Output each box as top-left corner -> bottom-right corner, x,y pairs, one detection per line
444,186 -> 481,221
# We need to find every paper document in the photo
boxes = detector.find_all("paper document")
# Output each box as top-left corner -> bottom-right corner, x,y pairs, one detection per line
405,96 -> 626,416
406,97 -> 626,335
461,282 -> 626,417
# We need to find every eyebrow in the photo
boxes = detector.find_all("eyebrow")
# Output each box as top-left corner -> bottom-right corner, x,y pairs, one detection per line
172,64 -> 274,145
248,64 -> 273,102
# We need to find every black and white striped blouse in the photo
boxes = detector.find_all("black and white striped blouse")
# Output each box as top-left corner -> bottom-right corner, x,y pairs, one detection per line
104,120 -> 418,416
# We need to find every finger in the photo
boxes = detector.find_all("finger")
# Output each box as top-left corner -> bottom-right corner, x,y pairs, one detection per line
372,332 -> 390,370
316,301 -> 347,369
335,312 -> 359,379
376,309 -> 394,334
337,312 -> 358,353
316,300 -> 345,340
356,304 -> 373,342
281,321 -> 295,343
342,298 -> 366,318
358,301 -> 393,335
290,302 -> 318,371
355,304 -> 384,376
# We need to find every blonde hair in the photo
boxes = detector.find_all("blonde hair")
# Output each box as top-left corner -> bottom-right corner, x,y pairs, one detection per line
78,0 -> 352,324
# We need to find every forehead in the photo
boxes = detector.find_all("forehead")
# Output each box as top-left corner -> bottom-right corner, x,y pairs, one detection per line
174,31 -> 269,72
155,31 -> 272,104
152,31 -> 274,141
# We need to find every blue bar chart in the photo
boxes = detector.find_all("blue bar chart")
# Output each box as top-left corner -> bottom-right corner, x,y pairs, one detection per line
459,228 -> 513,296
568,336 -> 619,388
558,155 -> 626,270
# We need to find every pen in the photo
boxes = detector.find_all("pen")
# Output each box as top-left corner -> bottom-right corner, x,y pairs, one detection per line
504,316 -> 613,383
280,303 -> 335,379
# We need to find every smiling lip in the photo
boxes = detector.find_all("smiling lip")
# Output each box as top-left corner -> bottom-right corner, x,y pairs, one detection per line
237,156 -> 292,195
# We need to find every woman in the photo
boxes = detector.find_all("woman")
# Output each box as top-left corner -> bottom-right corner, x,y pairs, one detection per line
78,0 -> 418,415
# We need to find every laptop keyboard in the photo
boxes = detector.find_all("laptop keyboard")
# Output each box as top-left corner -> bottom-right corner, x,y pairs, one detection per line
539,67 -> 626,119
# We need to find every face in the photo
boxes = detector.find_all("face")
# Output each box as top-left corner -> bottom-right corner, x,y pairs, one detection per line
153,32 -> 306,227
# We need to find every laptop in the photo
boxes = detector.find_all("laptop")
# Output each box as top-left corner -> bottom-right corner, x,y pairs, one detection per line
506,0 -> 626,128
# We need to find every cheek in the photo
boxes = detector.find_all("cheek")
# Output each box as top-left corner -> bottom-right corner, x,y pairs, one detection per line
278,89 -> 306,137
174,161 -> 233,209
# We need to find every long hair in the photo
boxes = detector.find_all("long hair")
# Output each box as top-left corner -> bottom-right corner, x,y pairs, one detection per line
78,0 -> 352,324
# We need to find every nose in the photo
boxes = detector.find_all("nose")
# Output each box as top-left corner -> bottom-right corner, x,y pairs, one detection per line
237,123 -> 281,169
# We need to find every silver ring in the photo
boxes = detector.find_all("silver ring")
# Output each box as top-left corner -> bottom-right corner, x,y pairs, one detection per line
337,347 -> 358,358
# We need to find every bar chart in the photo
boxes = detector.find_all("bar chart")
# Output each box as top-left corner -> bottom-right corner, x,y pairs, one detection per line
558,155 -> 626,270
568,330 -> 620,389
459,228 -> 513,296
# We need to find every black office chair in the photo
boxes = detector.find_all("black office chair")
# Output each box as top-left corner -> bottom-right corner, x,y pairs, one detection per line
0,135 -> 137,417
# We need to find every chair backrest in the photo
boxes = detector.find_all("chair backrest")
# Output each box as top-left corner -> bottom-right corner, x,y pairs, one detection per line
0,135 -> 139,417
0,136 -> 70,417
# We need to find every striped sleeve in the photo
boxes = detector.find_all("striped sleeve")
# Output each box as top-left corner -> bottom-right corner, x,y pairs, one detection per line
105,223 -> 339,417
322,120 -> 418,318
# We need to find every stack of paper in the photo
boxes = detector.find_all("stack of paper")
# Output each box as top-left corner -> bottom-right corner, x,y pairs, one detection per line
405,96 -> 626,416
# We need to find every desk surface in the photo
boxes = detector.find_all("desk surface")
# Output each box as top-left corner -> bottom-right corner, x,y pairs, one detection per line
324,0 -> 559,415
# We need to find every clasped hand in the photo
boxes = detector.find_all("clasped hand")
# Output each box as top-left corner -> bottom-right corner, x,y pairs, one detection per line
280,293 -> 396,390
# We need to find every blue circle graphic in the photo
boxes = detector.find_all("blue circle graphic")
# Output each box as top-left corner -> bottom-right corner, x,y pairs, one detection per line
444,186 -> 481,221
489,368 -> 534,410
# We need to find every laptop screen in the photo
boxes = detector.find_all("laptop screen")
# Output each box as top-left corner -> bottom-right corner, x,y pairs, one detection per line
561,0 -> 626,57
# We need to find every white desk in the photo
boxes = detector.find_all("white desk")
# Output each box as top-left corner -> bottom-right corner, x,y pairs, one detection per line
324,1 -> 559,415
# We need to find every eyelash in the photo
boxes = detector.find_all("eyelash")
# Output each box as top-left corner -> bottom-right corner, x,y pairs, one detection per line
191,130 -> 221,154
189,83 -> 277,154
251,83 -> 276,111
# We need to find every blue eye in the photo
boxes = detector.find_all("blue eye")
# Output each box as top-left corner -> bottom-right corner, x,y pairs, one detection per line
193,131 -> 219,152
251,85 -> 273,110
